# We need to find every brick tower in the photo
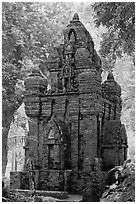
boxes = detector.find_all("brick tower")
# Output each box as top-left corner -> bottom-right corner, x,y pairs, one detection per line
10,13 -> 128,193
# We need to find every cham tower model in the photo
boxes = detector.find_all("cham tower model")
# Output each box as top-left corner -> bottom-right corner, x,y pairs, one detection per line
10,14 -> 128,193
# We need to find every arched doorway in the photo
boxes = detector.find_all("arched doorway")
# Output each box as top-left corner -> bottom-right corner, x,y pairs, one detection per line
39,115 -> 71,190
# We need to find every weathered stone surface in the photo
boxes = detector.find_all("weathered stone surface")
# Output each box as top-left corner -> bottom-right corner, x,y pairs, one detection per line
39,170 -> 71,191
10,171 -> 29,190
11,13 -> 127,195
101,120 -> 128,170
10,189 -> 69,199
24,66 -> 47,117
101,157 -> 135,202
102,72 -> 121,98
9,189 -> 82,202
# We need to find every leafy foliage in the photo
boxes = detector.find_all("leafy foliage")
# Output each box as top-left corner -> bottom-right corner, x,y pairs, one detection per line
113,55 -> 135,156
93,2 -> 135,70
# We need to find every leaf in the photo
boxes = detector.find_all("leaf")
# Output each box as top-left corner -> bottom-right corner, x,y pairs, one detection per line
93,2 -> 135,60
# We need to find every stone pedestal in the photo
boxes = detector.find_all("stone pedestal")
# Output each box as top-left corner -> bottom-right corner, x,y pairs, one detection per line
39,170 -> 71,191
10,171 -> 29,190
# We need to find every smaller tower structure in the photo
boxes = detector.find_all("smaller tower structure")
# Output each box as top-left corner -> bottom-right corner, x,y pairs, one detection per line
101,71 -> 128,170
24,66 -> 48,168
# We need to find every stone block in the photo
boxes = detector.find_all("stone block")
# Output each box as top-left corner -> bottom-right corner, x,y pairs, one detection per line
39,170 -> 71,191
102,120 -> 121,145
10,171 -> 29,190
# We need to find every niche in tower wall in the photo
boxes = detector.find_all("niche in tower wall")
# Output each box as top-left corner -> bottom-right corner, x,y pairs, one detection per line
48,144 -> 60,170
64,77 -> 69,91
70,76 -> 74,89
114,104 -> 117,120
97,115 -> 101,158
57,73 -> 63,93
102,103 -> 106,126
78,134 -> 83,170
68,29 -> 76,43
78,108 -> 84,170
63,99 -> 69,121
108,104 -> 111,120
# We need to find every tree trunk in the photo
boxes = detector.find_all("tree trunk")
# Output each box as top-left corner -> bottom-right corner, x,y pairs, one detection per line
2,126 -> 10,177
2,102 -> 22,177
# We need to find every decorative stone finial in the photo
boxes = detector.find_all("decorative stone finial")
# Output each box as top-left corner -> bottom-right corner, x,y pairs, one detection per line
102,70 -> 121,98
107,71 -> 114,80
72,13 -> 79,21
32,65 -> 41,74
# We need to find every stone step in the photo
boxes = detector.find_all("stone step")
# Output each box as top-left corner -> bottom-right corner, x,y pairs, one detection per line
61,194 -> 83,202
10,189 -> 68,199
33,194 -> 82,202
10,189 -> 83,202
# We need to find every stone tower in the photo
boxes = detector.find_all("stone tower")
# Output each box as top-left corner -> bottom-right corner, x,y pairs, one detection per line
10,14 -> 128,193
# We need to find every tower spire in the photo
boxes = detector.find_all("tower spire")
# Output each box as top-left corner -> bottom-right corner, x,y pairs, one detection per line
72,13 -> 79,21
107,70 -> 114,80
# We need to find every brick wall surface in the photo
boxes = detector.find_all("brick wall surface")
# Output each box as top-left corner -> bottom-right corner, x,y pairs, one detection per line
10,13 -> 127,193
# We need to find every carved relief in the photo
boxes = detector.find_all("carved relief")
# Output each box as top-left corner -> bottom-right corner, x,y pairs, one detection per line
42,116 -> 71,170
68,29 -> 76,43
48,127 -> 55,139
44,116 -> 61,142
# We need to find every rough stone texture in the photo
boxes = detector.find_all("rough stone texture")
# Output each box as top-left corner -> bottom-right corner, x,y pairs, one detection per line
10,171 -> 29,190
101,157 -> 135,202
39,170 -> 71,191
10,13 -> 128,194
9,189 -> 82,202
101,120 -> 128,170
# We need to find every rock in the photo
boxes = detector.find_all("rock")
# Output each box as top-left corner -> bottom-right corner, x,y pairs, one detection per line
82,184 -> 100,202
100,157 -> 135,202
109,183 -> 117,190
34,196 -> 60,202
102,190 -> 109,198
